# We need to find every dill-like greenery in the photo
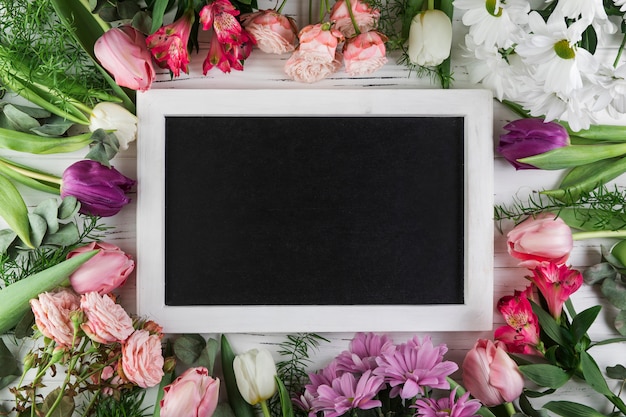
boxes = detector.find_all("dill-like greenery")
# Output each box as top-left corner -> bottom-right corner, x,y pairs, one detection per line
0,215 -> 110,287
494,185 -> 626,233
272,333 -> 329,417
0,0 -> 110,106
89,389 -> 150,417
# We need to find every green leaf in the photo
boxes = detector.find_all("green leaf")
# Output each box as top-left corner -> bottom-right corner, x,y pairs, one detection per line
150,0 -> 171,33
583,262 -> 618,285
615,309 -> 626,336
519,143 -> 626,170
0,337 -> 19,378
34,198 -> 61,234
544,401 -> 606,417
213,403 -> 237,417
0,126 -> 92,154
0,229 -> 17,254
518,364 -> 571,389
198,337 -> 219,375
275,376 -> 294,417
221,335 -> 255,417
602,277 -> 626,309
0,175 -> 33,248
58,196 -> 80,220
28,213 -> 48,248
570,305 -> 601,343
2,104 -> 41,132
41,387 -> 75,417
42,223 -> 80,247
606,364 -> 626,380
174,334 -> 206,365
518,393 -> 551,417
153,339 -> 175,417
580,350 -> 613,396
530,300 -> 567,346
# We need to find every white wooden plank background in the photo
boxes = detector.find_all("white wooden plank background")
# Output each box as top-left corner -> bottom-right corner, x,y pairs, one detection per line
2,1 -> 626,414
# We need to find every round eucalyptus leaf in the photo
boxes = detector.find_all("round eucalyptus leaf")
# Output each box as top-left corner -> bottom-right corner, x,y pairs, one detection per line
173,334 -> 207,366
34,198 -> 60,234
42,223 -> 80,247
0,229 -> 17,254
58,196 -> 80,220
602,277 -> 626,309
583,262 -> 618,285
27,213 -> 47,249
615,310 -> 626,336
606,364 -> 626,380
3,104 -> 40,132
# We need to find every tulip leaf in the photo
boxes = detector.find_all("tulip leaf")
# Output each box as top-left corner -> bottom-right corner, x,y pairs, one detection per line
0,156 -> 61,194
0,175 -> 33,248
518,393 -> 551,417
570,305 -> 601,343
518,364 -> 571,389
519,143 -> 626,170
221,335 -> 255,417
543,401 -> 607,417
0,126 -> 92,154
275,376 -> 294,417
213,403 -> 237,417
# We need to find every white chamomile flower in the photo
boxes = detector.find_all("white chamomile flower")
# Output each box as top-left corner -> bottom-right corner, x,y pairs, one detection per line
589,63 -> 626,118
515,11 -> 598,96
553,0 -> 616,38
614,0 -> 626,13
454,0 -> 530,48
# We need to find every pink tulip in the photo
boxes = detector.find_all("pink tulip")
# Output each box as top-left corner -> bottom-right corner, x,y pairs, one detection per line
146,9 -> 194,77
67,241 -> 134,295
241,9 -> 298,54
160,367 -> 220,417
80,292 -> 134,344
462,339 -> 524,407
329,0 -> 380,38
528,262 -> 583,320
121,329 -> 164,388
30,288 -> 81,347
94,25 -> 155,91
506,212 -> 573,268
343,31 -> 388,76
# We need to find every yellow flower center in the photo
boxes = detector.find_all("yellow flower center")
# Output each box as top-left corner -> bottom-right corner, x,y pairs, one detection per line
554,39 -> 576,59
485,0 -> 503,17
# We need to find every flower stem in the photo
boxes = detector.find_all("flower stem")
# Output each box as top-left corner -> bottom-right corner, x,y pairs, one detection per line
344,0 -> 361,35
428,0 -> 434,9
573,230 -> 626,240
277,0 -> 288,13
614,31 -> 626,68
260,400 -> 271,417
504,402 -> 516,416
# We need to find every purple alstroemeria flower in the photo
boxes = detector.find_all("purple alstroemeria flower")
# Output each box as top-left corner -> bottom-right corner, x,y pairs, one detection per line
61,160 -> 136,217
497,118 -> 570,170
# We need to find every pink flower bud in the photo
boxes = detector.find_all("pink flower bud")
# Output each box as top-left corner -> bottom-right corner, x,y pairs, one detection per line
160,367 -> 220,417
241,9 -> 298,54
506,212 -> 573,268
343,31 -> 388,76
498,118 -> 570,170
67,241 -> 134,295
462,339 -> 524,407
94,25 -> 155,91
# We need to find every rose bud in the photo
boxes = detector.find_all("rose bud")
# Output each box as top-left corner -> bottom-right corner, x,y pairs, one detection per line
233,348 -> 277,405
89,102 -> 138,151
160,367 -> 220,417
498,118 -> 570,170
462,339 -> 524,407
240,9 -> 298,54
94,25 -> 155,91
343,31 -> 388,76
60,160 -> 136,217
67,241 -> 134,295
507,212 -> 573,268
407,9 -> 452,67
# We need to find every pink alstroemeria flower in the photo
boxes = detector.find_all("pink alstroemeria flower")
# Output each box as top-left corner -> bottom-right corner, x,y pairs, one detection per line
146,9 -> 194,77
335,332 -> 395,374
528,262 -> 583,320
495,289 -> 543,355
315,370 -> 384,417
200,0 -> 243,44
374,336 -> 457,399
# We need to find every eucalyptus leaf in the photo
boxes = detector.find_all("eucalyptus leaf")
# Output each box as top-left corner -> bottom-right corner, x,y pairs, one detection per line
58,196 -> 80,220
518,364 -> 571,389
0,337 -> 19,378
606,364 -> 626,380
198,337 -> 219,375
34,198 -> 60,234
174,334 -> 206,366
117,0 -> 141,19
602,277 -> 626,309
42,223 -> 80,247
2,104 -> 41,132
27,213 -> 47,249
583,262 -> 618,285
30,117 -> 74,137
614,309 -> 626,336
4,103 -> 51,119
544,401 -> 606,417
0,229 -> 17,254
0,175 -> 33,248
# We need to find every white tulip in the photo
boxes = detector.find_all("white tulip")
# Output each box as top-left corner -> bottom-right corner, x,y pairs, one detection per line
89,102 -> 138,151
407,9 -> 452,67
233,348 -> 277,405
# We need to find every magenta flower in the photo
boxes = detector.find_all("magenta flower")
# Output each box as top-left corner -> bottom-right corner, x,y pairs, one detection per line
315,370 -> 384,417
412,388 -> 482,417
336,332 -> 396,374
528,262 -> 583,320
497,118 -> 569,170
199,0 -> 243,44
146,9 -> 194,77
495,289 -> 542,355
60,160 -> 136,217
374,336 -> 458,399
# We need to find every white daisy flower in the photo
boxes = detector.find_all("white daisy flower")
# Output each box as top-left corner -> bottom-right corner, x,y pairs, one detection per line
515,11 -> 598,95
613,0 -> 626,13
454,0 -> 530,48
589,63 -> 626,118
553,0 -> 616,38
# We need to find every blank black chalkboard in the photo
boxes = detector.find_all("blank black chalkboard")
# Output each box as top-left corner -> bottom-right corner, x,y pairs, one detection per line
164,116 -> 464,306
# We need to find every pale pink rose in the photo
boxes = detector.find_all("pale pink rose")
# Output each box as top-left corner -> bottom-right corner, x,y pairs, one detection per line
241,9 -> 298,54
297,23 -> 344,63
30,288 -> 81,347
80,292 -> 134,344
329,0 -> 380,38
121,329 -> 164,388
284,50 -> 343,83
343,31 -> 388,76
160,367 -> 220,417
94,25 -> 155,91
507,212 -> 573,268
462,339 -> 524,407
67,241 -> 134,295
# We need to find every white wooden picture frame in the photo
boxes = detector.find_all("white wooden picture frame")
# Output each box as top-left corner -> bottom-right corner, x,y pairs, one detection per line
136,88 -> 494,333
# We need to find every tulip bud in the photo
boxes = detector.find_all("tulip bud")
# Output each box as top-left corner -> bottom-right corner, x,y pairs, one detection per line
233,348 -> 277,405
60,160 -> 136,217
160,367 -> 220,417
407,9 -> 452,67
462,339 -> 524,407
498,118 -> 570,170
89,102 -> 138,151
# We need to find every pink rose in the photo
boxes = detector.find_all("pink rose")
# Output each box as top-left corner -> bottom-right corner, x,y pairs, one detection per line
297,23 -> 344,63
160,367 -> 220,417
94,25 -> 155,91
241,9 -> 298,54
67,241 -> 134,295
284,50 -> 343,83
121,329 -> 164,388
30,288 -> 81,347
343,31 -> 388,76
507,213 -> 573,268
329,0 -> 380,38
80,292 -> 134,344
462,339 -> 524,407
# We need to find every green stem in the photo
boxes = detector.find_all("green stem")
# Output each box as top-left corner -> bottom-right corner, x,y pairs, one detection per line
260,400 -> 271,417
343,0 -> 361,35
614,30 -> 626,68
504,402 -> 516,416
81,389 -> 101,417
573,230 -> 626,240
277,0 -> 288,13
44,337 -> 88,417
428,0 -> 434,9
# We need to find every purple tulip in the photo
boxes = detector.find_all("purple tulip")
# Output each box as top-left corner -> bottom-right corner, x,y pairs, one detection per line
497,118 -> 569,170
61,160 -> 136,217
